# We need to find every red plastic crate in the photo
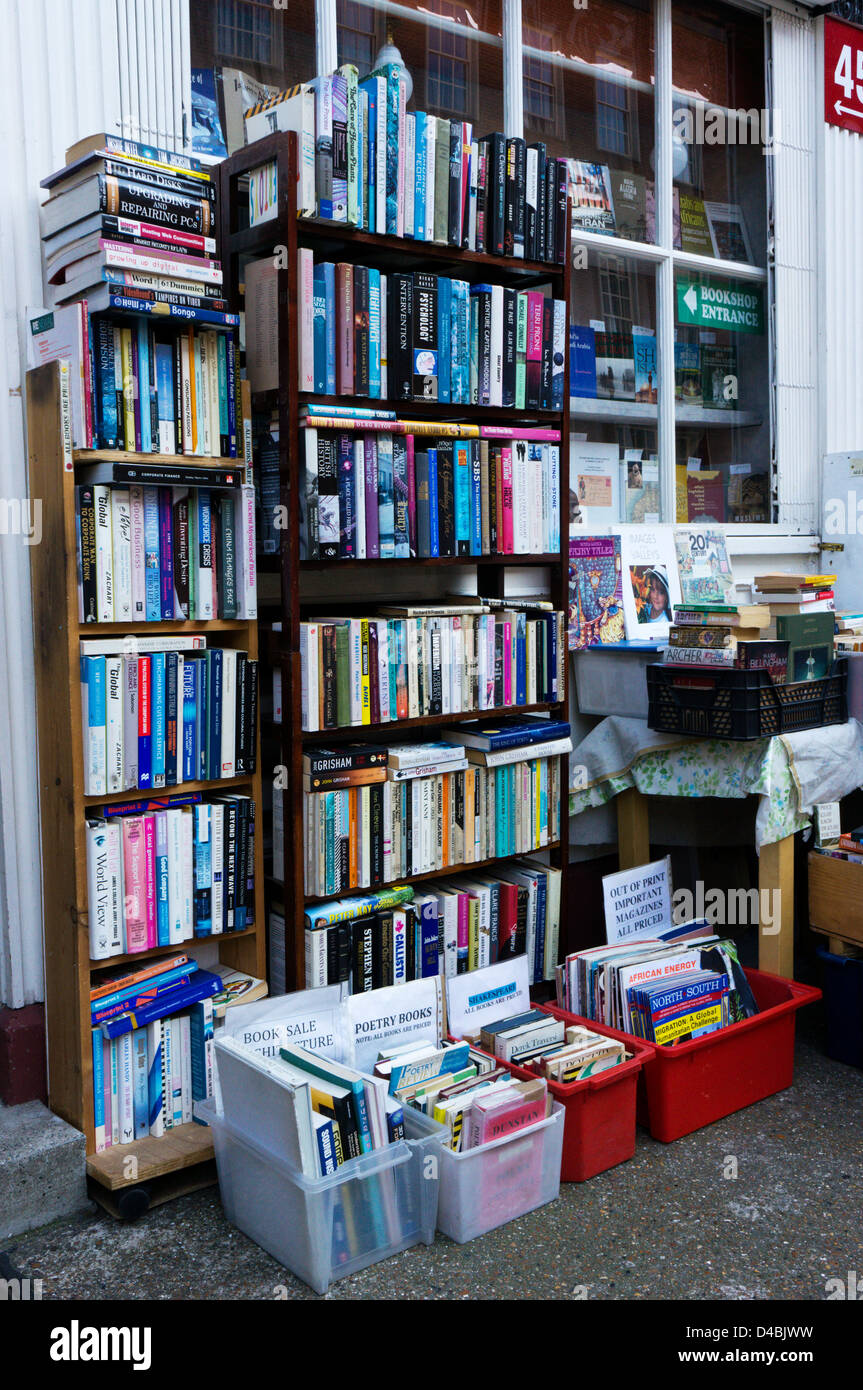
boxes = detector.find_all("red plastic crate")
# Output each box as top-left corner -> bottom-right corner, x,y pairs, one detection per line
542,969 -> 820,1144
449,1026 -> 650,1182
505,1023 -> 652,1181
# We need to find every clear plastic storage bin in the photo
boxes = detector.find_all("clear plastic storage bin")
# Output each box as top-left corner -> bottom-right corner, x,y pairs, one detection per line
196,1097 -> 446,1294
435,1101 -> 564,1244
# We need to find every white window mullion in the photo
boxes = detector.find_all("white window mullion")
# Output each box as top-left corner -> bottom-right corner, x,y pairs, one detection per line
316,0 -> 338,76
502,0 -> 523,139
654,0 -> 676,523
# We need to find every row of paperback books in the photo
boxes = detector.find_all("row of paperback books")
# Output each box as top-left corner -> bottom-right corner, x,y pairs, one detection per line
298,419 -> 561,561
297,734 -> 569,899
246,68 -> 568,263
570,325 -> 739,411
76,474 -> 256,624
85,793 -> 256,960
81,638 -> 258,796
296,258 -> 566,408
556,934 -> 759,1045
305,856 -> 561,991
296,607 -> 567,731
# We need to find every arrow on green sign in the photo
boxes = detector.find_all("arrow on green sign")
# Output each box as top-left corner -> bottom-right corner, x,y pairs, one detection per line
676,279 -> 764,335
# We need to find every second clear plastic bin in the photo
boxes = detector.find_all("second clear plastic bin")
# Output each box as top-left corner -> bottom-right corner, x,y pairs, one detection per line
435,1101 -> 565,1243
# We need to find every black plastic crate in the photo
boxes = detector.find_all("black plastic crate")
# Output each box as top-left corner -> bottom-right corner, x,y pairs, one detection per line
646,659 -> 848,740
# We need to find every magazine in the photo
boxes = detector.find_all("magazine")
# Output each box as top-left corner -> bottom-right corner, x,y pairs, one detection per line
674,527 -> 735,606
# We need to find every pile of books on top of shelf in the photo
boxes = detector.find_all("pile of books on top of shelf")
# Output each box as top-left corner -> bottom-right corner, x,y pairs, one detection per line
244,67 -> 569,263
29,131 -> 241,455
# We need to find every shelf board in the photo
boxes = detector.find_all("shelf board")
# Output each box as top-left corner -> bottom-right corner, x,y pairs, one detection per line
231,218 -> 565,280
286,702 -> 565,740
299,554 -> 560,571
299,394 -> 562,424
86,1122 -> 214,1191
83,774 -> 257,808
88,927 -> 259,973
299,841 -> 562,904
570,396 -> 762,429
73,450 -> 238,469
77,620 -> 248,634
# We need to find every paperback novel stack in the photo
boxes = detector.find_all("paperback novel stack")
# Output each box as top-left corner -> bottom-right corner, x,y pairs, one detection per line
297,415 -> 562,561
35,132 -> 242,454
663,529 -> 784,673
90,954 -> 222,1152
290,260 -> 566,407
378,1037 -> 551,1152
84,792 -> 256,959
244,71 -> 568,262
297,602 -> 566,730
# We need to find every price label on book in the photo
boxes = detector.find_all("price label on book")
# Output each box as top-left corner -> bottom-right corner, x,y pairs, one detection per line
676,279 -> 764,335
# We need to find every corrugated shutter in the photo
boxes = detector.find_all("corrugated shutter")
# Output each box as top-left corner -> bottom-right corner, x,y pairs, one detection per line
769,7 -> 819,533
116,0 -> 191,150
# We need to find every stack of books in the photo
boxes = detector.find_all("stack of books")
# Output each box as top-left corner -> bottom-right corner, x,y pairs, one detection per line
245,71 -> 568,262
378,1037 -> 551,1151
297,720 -> 570,899
749,572 -> 839,681
84,792 -> 256,959
556,935 -> 760,1044
296,415 -> 562,561
75,465 -> 256,623
294,261 -> 567,407
662,603 -> 783,676
304,854 -> 561,989
90,954 -> 222,1152
296,603 -> 566,730
35,132 -> 242,454
512,1023 -> 628,1084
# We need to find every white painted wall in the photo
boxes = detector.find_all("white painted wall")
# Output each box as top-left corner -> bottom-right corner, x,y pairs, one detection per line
0,0 -> 188,1010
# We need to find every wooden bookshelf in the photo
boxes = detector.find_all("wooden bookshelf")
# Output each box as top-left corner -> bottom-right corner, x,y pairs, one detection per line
218,130 -> 571,991
26,362 -> 267,1193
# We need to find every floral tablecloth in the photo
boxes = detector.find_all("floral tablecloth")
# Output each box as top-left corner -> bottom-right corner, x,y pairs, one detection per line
568,717 -> 863,849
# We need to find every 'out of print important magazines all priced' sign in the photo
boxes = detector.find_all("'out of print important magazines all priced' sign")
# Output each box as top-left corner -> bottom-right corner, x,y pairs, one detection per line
603,857 -> 673,945
825,16 -> 863,137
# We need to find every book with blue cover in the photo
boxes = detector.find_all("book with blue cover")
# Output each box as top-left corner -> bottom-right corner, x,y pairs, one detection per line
101,968 -> 223,1038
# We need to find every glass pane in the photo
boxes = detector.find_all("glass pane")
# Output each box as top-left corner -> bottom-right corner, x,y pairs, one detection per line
672,0 -> 767,267
189,0 -> 316,154
674,270 -> 771,523
522,0 -> 656,244
570,249 -> 659,529
336,0 -> 503,131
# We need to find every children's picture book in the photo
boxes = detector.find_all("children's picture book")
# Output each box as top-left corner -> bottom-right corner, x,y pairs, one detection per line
615,526 -> 682,640
704,201 -> 753,264
568,160 -> 615,235
674,527 -> 734,607
568,536 -> 625,651
570,441 -> 620,530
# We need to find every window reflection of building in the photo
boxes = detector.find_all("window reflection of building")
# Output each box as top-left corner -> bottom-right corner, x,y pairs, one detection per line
336,0 -> 379,73
426,0 -> 472,118
216,0 -> 276,66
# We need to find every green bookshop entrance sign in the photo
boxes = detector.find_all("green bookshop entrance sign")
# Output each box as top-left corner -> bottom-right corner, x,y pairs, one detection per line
676,279 -> 765,335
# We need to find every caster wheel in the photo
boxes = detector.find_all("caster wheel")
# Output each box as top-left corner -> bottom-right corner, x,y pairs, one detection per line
116,1186 -> 151,1221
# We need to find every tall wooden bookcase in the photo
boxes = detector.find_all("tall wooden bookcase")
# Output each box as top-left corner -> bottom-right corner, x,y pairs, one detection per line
27,361 -> 266,1210
218,131 -> 570,992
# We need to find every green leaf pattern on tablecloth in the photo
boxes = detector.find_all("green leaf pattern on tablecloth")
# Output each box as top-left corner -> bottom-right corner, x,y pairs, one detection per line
569,735 -> 810,847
